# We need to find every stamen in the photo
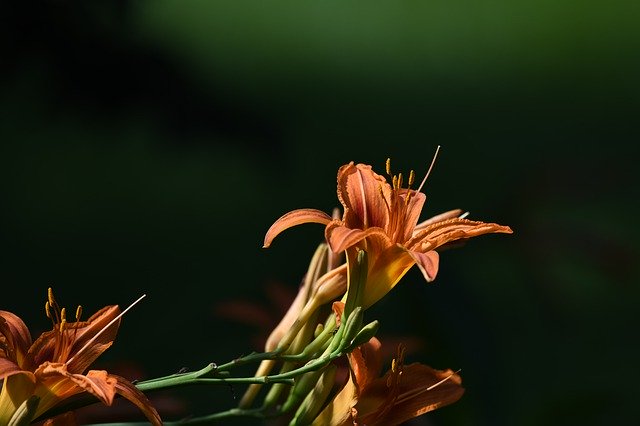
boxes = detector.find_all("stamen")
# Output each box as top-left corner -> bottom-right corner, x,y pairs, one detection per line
408,170 -> 415,187
392,175 -> 398,190
48,287 -> 55,306
385,158 -> 392,176
417,145 -> 441,193
66,294 -> 147,366
426,369 -> 462,391
59,318 -> 66,333
397,172 -> 403,189
379,185 -> 391,213
45,301 -> 51,319
76,305 -> 83,322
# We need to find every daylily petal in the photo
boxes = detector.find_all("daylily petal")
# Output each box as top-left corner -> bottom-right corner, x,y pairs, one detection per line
360,364 -> 464,426
0,310 -> 33,367
325,222 -> 390,255
30,305 -> 121,373
349,337 -> 383,392
363,245 -> 416,308
0,373 -> 37,424
413,209 -> 464,232
0,357 -> 35,382
337,163 -> 390,230
408,250 -> 440,282
407,218 -> 513,252
113,374 -> 163,426
397,190 -> 426,243
263,209 -> 332,248
35,363 -> 117,406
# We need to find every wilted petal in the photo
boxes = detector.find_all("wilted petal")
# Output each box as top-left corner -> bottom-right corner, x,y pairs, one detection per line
337,163 -> 390,230
264,209 -> 332,248
114,375 -> 163,426
408,250 -> 440,283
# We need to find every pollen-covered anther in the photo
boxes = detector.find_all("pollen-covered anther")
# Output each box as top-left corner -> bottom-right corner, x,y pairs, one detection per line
75,305 -> 83,322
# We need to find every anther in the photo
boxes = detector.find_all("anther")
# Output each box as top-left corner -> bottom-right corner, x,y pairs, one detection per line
76,305 -> 83,322
48,287 -> 55,306
59,318 -> 66,333
385,158 -> 391,176
60,307 -> 67,322
408,170 -> 415,187
45,301 -> 51,319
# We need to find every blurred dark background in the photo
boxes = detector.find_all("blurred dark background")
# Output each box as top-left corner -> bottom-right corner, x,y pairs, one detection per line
1,1 -> 638,425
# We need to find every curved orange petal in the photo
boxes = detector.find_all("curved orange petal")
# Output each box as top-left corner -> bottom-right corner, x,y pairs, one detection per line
113,375 -> 163,426
413,209 -> 464,232
407,218 -> 513,252
263,209 -> 332,248
326,223 -> 390,255
0,310 -> 33,367
35,363 -> 117,406
398,190 -> 426,243
364,364 -> 464,426
337,163 -> 390,230
30,305 -> 121,373
0,357 -> 35,382
407,250 -> 440,282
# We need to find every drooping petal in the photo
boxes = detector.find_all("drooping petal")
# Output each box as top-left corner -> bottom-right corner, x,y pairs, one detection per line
263,209 -> 332,248
408,250 -> 440,283
337,163 -> 390,230
406,218 -> 513,252
0,310 -> 33,367
113,375 -> 163,426
34,363 -> 117,407
325,222 -> 390,255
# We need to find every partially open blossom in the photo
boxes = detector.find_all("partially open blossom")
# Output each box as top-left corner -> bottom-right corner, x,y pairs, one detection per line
0,289 -> 161,425
264,159 -> 513,307
312,303 -> 464,426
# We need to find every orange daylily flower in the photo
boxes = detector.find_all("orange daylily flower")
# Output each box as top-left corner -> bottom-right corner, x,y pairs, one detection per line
313,303 -> 464,426
0,289 -> 162,425
264,159 -> 513,307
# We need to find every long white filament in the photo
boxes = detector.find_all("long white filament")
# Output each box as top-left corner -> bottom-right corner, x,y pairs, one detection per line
66,294 -> 147,366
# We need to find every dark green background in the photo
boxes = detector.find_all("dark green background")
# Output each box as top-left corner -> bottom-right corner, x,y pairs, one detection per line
2,1 -> 638,424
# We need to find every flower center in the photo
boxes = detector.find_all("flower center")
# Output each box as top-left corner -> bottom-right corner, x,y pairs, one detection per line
45,288 -> 83,363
